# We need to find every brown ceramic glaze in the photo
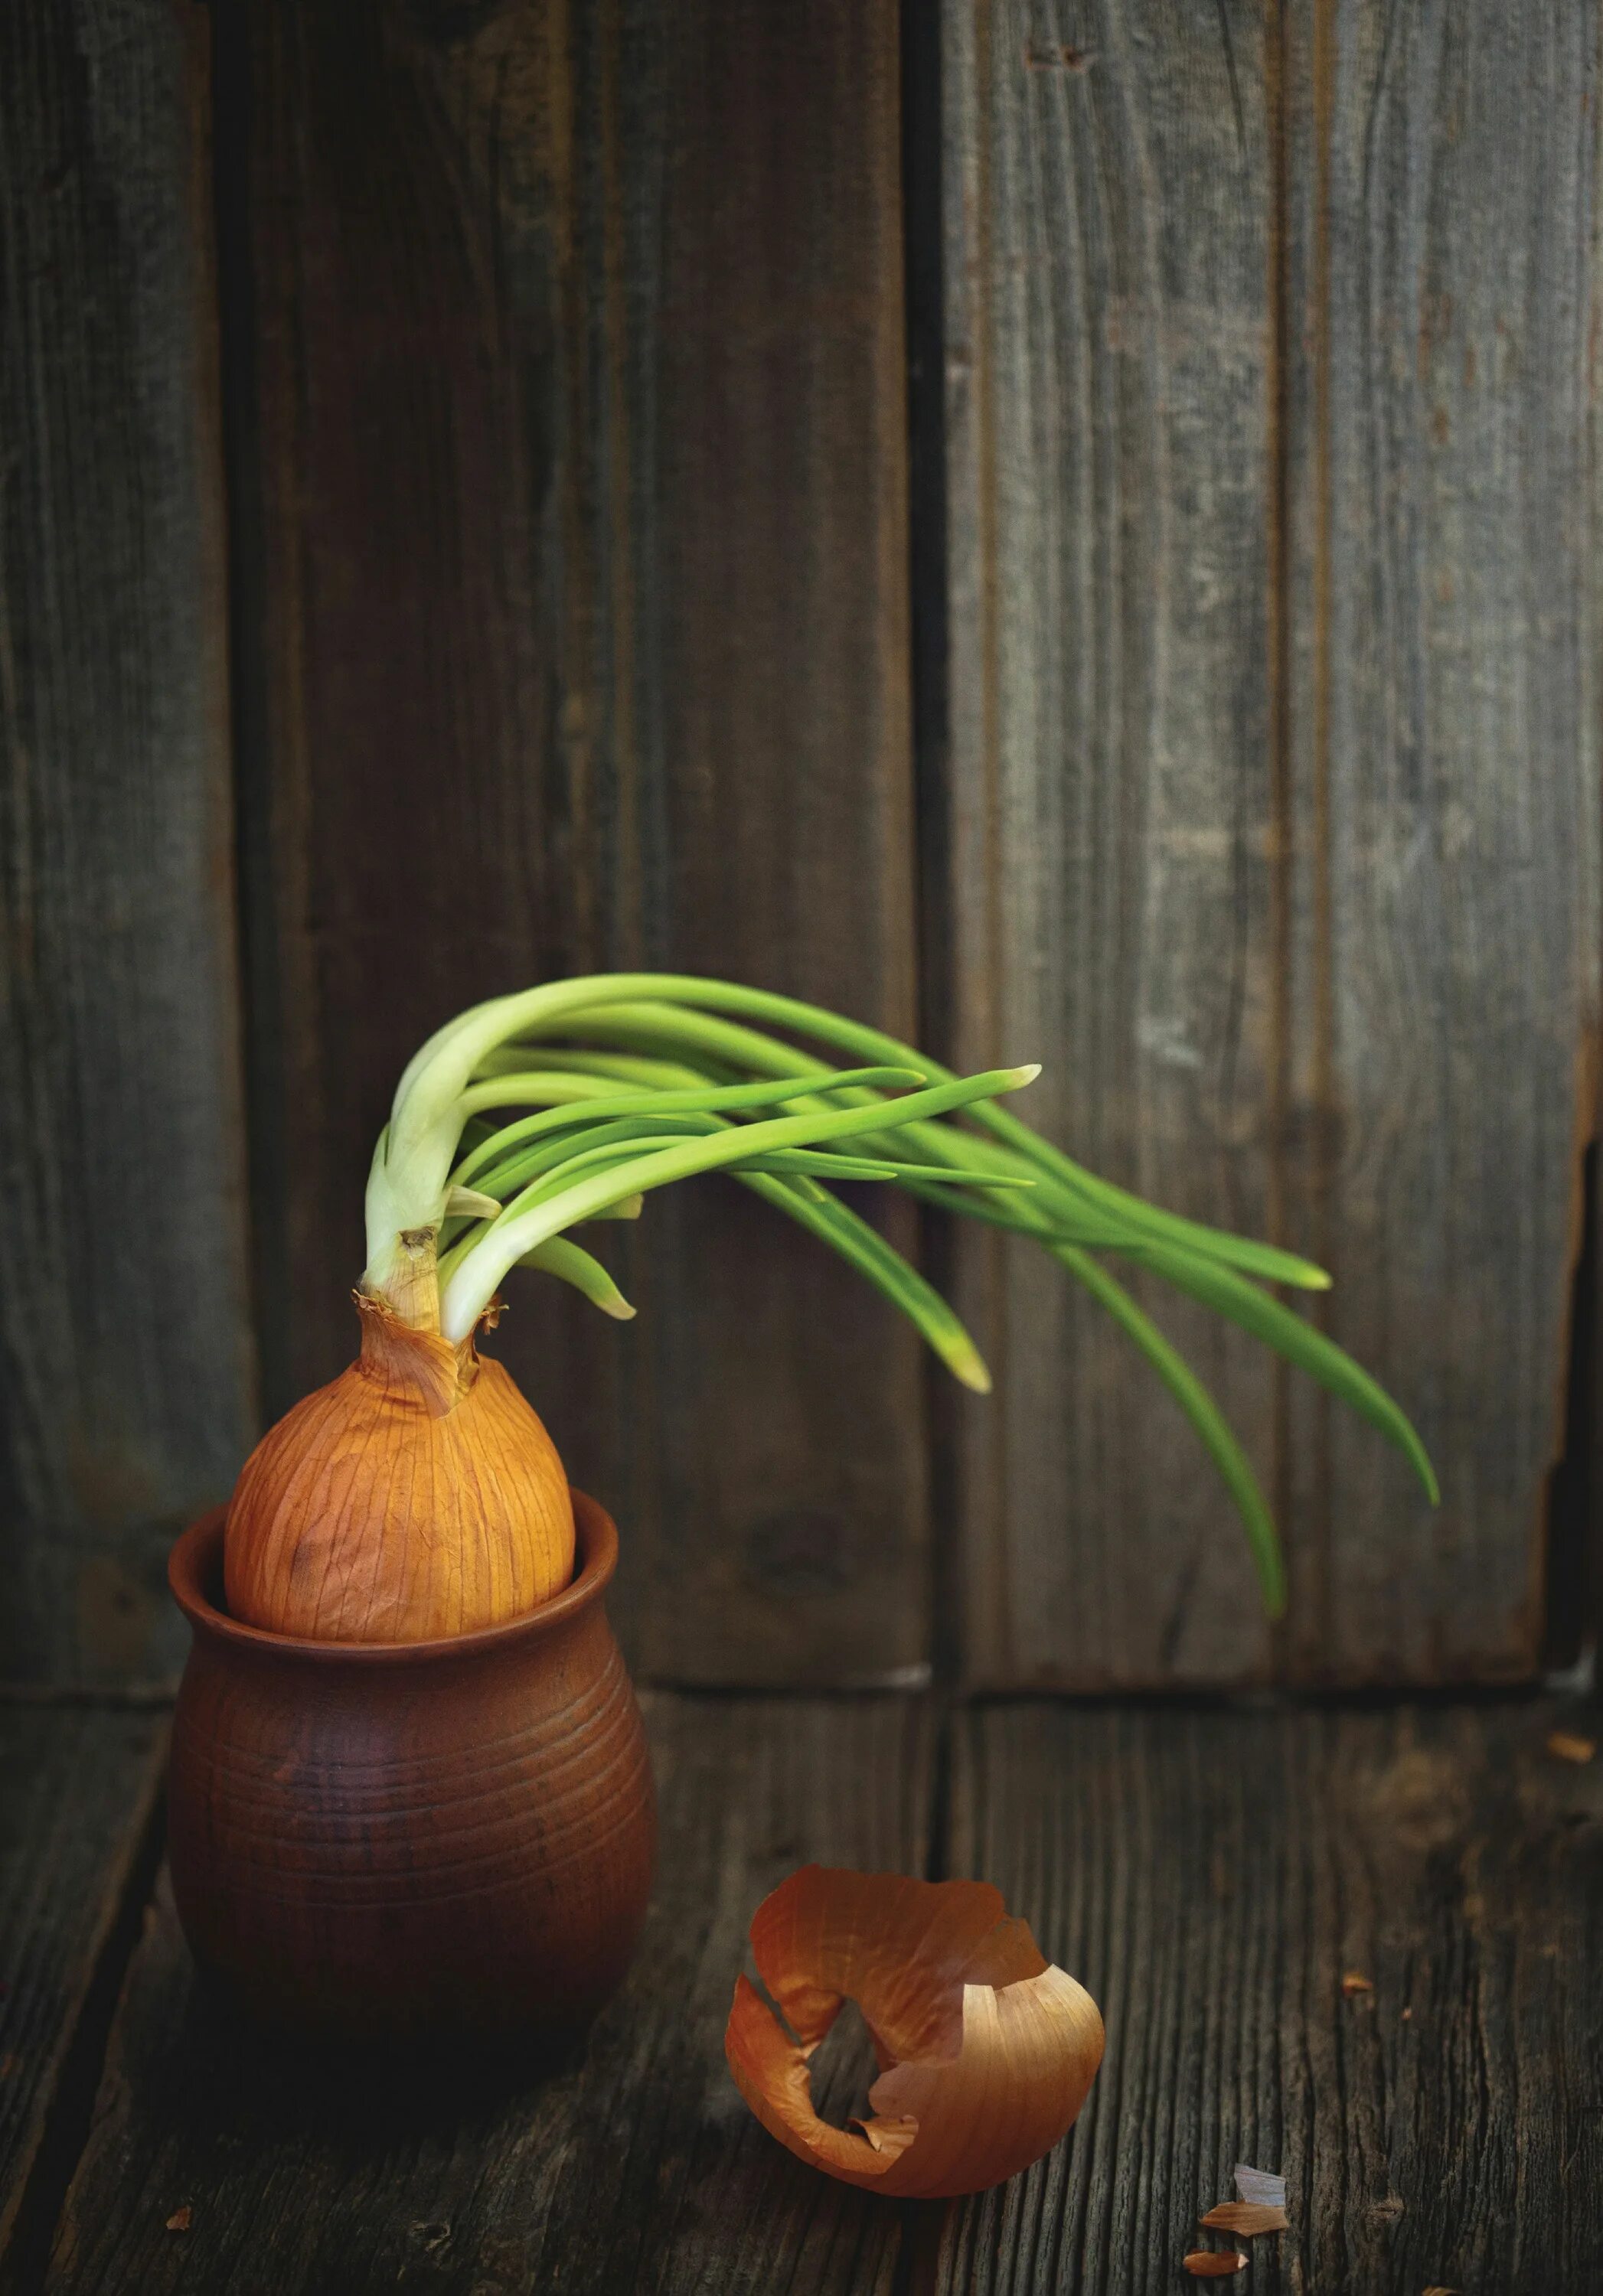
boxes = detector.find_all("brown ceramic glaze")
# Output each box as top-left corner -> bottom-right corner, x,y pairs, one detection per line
167,1489 -> 655,2043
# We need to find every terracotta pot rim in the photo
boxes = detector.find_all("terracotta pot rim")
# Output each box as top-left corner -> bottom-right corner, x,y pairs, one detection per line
168,1487 -> 616,1665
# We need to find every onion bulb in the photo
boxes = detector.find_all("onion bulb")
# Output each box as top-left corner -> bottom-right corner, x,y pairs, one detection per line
724,1864 -> 1104,2197
224,1285 -> 573,1642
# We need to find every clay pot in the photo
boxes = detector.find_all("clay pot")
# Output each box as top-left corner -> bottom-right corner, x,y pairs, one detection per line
166,1488 -> 655,2045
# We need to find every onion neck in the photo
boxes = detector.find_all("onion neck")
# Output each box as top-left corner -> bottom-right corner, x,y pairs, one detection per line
364,1220 -> 445,1334
355,1288 -> 478,1418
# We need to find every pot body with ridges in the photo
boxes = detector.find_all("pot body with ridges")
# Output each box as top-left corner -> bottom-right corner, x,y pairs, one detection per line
167,1489 -> 655,2043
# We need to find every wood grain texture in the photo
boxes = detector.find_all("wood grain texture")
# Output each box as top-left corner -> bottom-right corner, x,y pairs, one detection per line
1279,2 -> 1603,1679
938,0 -> 1601,1684
939,0 -> 1281,1685
221,0 -> 926,1687
0,2 -> 256,1685
935,1698 -> 1603,2296
0,1707 -> 167,2277
44,1693 -> 932,2296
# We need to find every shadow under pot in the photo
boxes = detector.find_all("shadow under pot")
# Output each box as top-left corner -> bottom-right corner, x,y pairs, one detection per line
166,1489 -> 656,2045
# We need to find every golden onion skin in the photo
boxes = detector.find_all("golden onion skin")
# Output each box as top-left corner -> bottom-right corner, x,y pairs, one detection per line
224,1296 -> 575,1642
725,1864 -> 1104,2197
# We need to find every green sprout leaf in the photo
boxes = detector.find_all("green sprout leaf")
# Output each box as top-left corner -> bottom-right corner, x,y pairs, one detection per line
517,1237 -> 636,1321
363,970 -> 1438,1613
1055,1245 -> 1286,1615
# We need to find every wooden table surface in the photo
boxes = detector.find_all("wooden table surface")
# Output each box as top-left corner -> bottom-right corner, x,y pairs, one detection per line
1,1689 -> 1598,2296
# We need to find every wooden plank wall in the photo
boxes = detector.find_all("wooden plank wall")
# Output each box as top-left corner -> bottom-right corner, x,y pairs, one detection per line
217,0 -> 925,1688
2,2 -> 1597,1692
1279,2 -> 1601,1683
939,0 -> 1601,1687
0,2 -> 256,1687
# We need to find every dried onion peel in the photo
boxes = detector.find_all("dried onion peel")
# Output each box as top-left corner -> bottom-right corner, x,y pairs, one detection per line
1200,2201 -> 1289,2235
724,1866 -> 1104,2198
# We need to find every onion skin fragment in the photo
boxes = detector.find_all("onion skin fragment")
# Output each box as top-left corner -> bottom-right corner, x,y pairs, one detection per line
1200,2202 -> 1289,2236
724,1866 -> 1104,2199
224,1296 -> 574,1642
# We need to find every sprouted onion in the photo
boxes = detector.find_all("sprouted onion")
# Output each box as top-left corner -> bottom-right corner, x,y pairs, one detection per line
223,971 -> 1436,1640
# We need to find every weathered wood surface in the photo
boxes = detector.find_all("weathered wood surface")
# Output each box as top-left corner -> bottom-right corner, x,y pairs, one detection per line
43,1695 -> 933,2295
939,0 -> 1284,1688
26,1691 -> 1600,2294
221,0 -> 926,1688
938,0 -> 1601,1686
0,2 -> 256,1686
1278,2 -> 1602,1679
939,1699 -> 1603,2296
0,1707 -> 167,2286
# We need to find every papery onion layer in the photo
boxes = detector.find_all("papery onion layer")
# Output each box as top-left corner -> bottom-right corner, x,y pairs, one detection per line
725,1865 -> 1104,2198
224,1295 -> 574,1642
